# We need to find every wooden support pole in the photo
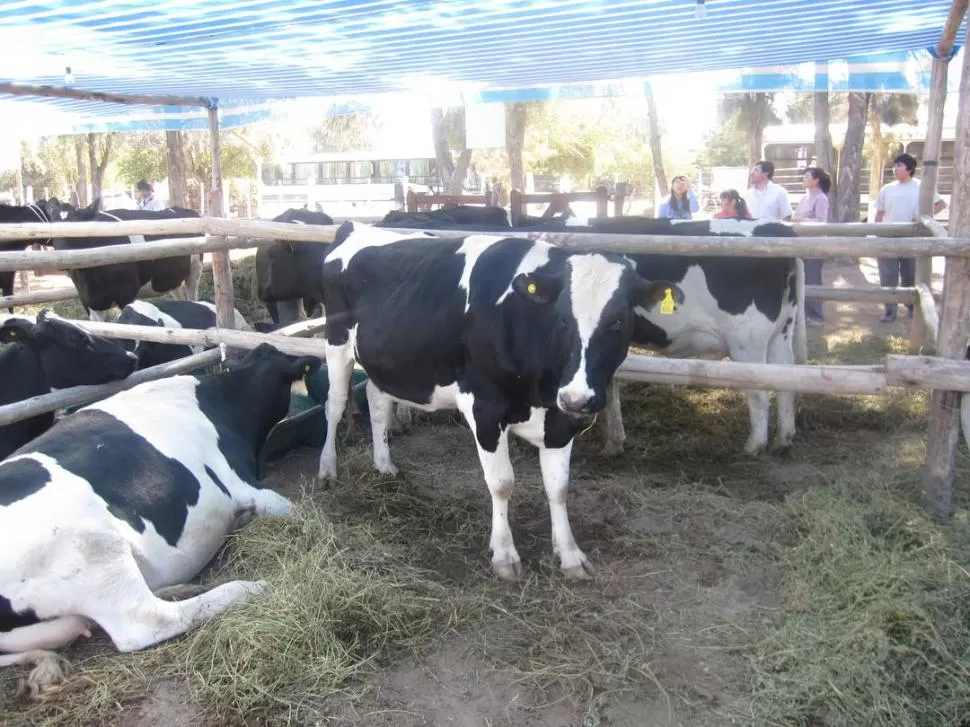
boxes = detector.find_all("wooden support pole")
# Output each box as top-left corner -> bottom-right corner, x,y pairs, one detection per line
916,282 -> 940,347
0,82 -> 213,109
207,106 -> 236,331
923,13 -> 970,518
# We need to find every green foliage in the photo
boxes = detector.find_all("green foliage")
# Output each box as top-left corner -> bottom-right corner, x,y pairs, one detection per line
114,133 -> 168,186
19,137 -> 80,198
695,123 -> 748,167
786,92 -> 850,124
309,104 -> 384,152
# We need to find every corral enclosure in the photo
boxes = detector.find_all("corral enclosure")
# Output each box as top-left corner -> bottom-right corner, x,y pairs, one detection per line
3,0 -> 970,725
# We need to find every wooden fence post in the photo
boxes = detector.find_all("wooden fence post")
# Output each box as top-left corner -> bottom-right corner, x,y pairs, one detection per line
207,104 -> 236,332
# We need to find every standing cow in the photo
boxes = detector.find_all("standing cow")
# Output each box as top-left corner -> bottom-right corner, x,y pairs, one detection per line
0,344 -> 320,694
51,199 -> 205,321
317,222 -> 682,581
0,201 -> 62,313
527,216 -> 803,456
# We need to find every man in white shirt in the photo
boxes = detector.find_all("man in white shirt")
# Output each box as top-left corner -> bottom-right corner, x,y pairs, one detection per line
743,160 -> 792,221
874,153 -> 946,322
136,179 -> 167,212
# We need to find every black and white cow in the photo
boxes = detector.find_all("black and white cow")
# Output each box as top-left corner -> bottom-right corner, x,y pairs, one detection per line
116,299 -> 252,369
0,310 -> 139,460
0,200 -> 62,313
0,343 -> 320,692
254,207 -> 334,329
378,204 -> 512,230
51,199 -> 205,321
528,216 -> 803,456
316,222 -> 683,580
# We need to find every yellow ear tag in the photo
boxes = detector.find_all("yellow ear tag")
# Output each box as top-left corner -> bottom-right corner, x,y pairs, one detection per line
659,288 -> 676,315
527,281 -> 537,295
304,364 -> 311,373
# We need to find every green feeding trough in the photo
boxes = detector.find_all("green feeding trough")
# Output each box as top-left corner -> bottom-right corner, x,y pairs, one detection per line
256,366 -> 370,478
58,363 -> 370,479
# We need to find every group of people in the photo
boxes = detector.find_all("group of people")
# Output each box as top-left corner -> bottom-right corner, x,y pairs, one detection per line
656,153 -> 947,325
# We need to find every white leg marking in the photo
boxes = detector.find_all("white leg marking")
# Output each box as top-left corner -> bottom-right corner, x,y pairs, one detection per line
457,391 -> 522,580
0,615 -> 92,654
88,308 -> 109,322
768,325 -> 797,450
366,379 -> 399,476
727,342 -> 770,455
389,401 -> 415,436
317,337 -> 356,483
539,441 -> 593,579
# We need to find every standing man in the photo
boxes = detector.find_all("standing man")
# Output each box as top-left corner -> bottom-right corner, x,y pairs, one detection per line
136,179 -> 166,211
873,152 -> 946,323
744,160 -> 792,221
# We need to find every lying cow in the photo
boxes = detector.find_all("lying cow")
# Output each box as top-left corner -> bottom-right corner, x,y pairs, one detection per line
528,216 -> 803,456
0,343 -> 320,694
378,204 -> 512,230
255,207 -> 334,328
51,199 -> 205,321
0,310 -> 138,460
116,299 -> 252,368
317,222 -> 682,581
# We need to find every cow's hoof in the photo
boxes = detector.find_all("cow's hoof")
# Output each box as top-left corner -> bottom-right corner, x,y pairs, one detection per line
599,441 -> 625,457
772,436 -> 795,453
561,553 -> 595,580
492,558 -> 524,581
374,460 -> 399,477
743,439 -> 768,457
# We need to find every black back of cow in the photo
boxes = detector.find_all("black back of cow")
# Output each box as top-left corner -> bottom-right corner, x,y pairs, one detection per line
0,201 -> 57,311
377,205 -> 511,231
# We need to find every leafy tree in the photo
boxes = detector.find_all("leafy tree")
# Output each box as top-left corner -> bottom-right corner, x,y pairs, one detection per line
720,93 -> 781,168
114,133 -> 168,187
309,104 -> 383,152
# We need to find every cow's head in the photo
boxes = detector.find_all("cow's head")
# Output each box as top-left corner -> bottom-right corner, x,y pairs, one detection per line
511,254 -> 682,417
218,343 -> 323,446
0,310 -> 138,387
64,198 -> 102,222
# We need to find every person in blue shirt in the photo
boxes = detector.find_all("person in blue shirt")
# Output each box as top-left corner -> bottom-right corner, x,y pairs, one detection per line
658,175 -> 699,219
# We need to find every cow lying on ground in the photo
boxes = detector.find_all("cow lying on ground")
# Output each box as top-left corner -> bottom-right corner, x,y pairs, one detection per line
255,207 -> 334,328
317,221 -> 682,580
51,199 -> 205,321
116,299 -> 252,368
528,216 -> 803,456
0,343 -> 320,694
0,311 -> 138,460
379,204 -> 512,230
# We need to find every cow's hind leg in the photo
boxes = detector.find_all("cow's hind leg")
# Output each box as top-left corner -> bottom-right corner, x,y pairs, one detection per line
390,402 -> 414,436
317,338 -> 356,484
457,391 -> 522,580
184,254 -> 203,301
366,379 -> 398,476
768,327 -> 797,451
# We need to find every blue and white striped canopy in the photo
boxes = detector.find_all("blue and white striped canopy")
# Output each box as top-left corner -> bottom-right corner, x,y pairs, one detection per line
0,0 -> 965,133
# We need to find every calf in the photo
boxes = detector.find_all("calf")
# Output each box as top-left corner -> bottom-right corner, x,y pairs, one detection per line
317,222 -> 682,580
116,299 -> 252,368
51,199 -> 205,321
255,207 -> 334,327
0,343 -> 320,693
0,311 -> 139,460
533,216 -> 802,456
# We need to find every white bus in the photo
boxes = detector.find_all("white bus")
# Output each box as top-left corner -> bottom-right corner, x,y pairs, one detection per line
255,150 -> 442,220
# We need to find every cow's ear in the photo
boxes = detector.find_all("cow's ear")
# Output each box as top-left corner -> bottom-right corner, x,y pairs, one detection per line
0,317 -> 36,344
286,356 -> 322,380
636,279 -> 684,314
512,272 -> 563,306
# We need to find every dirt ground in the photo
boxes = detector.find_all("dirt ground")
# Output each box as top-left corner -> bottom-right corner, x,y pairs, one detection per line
1,256 -> 945,727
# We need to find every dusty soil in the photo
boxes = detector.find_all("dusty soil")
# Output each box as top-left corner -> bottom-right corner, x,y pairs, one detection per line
2,256 -> 941,726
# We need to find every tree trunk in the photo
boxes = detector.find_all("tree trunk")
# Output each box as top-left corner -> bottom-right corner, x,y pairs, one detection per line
645,81 -> 667,199
813,90 -> 838,205
834,92 -> 872,223
505,103 -> 527,191
86,133 -> 113,203
430,108 -> 471,194
74,137 -> 88,207
746,93 -> 772,169
867,105 -> 886,223
165,131 -> 188,208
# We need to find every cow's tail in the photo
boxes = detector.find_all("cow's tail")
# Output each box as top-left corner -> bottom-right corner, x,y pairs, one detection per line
792,257 -> 808,364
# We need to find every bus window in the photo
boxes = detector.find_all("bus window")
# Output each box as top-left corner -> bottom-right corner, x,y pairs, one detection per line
348,161 -> 374,183
320,162 -> 344,183
293,163 -> 320,185
261,164 -> 288,185
408,158 -> 434,184
377,160 -> 408,182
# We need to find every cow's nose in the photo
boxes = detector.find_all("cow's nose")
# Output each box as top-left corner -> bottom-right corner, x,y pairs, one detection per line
558,391 -> 592,414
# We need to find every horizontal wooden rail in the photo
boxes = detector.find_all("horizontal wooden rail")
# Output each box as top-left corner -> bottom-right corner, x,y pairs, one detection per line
916,283 -> 941,347
792,221 -> 933,238
804,285 -> 921,304
0,217 -> 204,241
0,287 -> 79,308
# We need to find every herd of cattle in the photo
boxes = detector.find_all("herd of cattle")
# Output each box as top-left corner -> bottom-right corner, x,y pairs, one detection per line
0,197 -> 804,694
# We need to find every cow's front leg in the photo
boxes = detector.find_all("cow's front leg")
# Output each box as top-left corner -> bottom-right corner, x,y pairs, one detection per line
457,391 -> 521,580
540,438 -> 593,579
